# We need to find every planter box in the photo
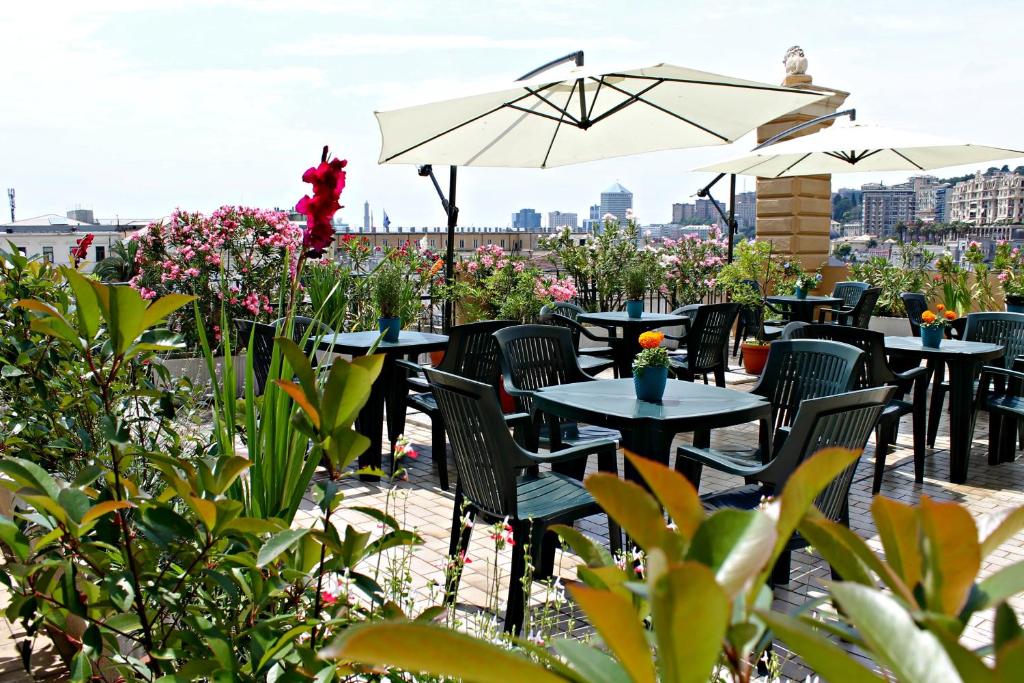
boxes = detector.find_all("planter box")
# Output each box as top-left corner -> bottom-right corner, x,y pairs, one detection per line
158,354 -> 247,397
869,316 -> 910,337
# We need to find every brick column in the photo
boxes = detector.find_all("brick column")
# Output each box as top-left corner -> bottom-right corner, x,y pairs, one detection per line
756,69 -> 849,278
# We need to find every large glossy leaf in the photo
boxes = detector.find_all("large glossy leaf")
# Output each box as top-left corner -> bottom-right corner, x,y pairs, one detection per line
920,496 -> 980,615
994,603 -> 1022,651
925,620 -> 997,683
872,496 -> 923,591
274,379 -> 321,430
585,473 -> 676,555
551,524 -> 613,568
757,610 -> 883,683
0,517 -> 30,562
63,269 -> 101,339
139,293 -> 196,331
686,508 -> 776,599
568,584 -> 655,683
0,457 -> 61,499
80,500 -> 133,525
650,561 -> 729,683
104,282 -> 149,354
321,622 -> 568,683
622,450 -> 703,540
978,506 -> 1024,559
257,528 -> 311,568
274,337 -> 318,412
830,582 -> 963,683
551,639 -> 631,683
997,639 -> 1024,682
976,562 -> 1024,610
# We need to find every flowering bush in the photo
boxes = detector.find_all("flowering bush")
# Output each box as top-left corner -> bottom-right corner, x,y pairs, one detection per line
131,206 -> 303,348
850,243 -> 930,316
633,330 -> 669,374
995,240 -> 1024,299
654,229 -> 727,308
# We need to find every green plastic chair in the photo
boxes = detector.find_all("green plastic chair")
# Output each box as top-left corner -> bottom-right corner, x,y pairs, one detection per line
700,386 -> 894,585
425,368 -> 619,634
234,320 -> 276,396
665,302 -> 739,387
539,302 -> 618,377
675,339 -> 863,489
396,320 -> 520,490
787,323 -> 931,493
817,285 -> 880,328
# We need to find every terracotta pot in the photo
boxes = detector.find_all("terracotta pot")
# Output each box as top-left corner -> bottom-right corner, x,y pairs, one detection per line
429,350 -> 446,367
498,383 -> 517,413
740,341 -> 771,375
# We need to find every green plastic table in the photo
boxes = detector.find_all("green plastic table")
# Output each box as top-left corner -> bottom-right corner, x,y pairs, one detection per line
765,294 -> 843,323
317,331 -> 448,479
884,336 -> 1003,484
533,378 -> 771,483
577,311 -> 688,377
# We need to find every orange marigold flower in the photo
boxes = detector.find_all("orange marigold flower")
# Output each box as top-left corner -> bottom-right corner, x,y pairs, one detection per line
936,303 -> 945,312
944,310 -> 957,321
639,331 -> 664,349
921,310 -> 937,323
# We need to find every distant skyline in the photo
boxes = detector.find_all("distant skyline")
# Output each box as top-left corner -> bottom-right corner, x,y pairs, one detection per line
3,1 -> 1024,227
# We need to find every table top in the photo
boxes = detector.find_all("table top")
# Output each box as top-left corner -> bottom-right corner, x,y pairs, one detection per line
884,335 -> 1004,360
316,330 -> 449,354
766,295 -> 843,305
533,378 -> 770,431
578,311 -> 687,326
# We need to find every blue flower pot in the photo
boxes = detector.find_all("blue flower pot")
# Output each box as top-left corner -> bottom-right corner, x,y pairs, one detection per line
794,286 -> 807,300
1006,296 -> 1024,313
921,325 -> 943,349
625,299 -> 644,318
634,366 -> 668,402
378,317 -> 401,343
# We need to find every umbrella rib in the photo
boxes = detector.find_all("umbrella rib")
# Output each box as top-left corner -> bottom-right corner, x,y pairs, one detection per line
891,149 -> 925,170
586,77 -> 604,120
541,79 -> 580,168
598,79 -> 730,142
604,73 -> 826,96
587,80 -> 664,126
381,91 -> 538,162
853,148 -> 884,164
521,86 -> 581,126
823,151 -> 856,164
505,104 -> 580,125
776,152 -> 813,177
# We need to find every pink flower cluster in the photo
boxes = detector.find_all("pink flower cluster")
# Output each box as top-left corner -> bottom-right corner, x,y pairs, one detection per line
535,275 -> 577,302
653,229 -> 728,308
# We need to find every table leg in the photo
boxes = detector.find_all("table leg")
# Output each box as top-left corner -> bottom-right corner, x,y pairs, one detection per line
613,336 -> 639,378
946,358 -> 981,484
384,354 -> 412,457
620,426 -> 677,484
355,371 -> 386,482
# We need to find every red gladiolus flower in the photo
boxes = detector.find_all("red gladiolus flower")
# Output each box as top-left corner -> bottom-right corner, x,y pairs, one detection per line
71,233 -> 95,264
320,590 -> 338,605
297,147 -> 347,258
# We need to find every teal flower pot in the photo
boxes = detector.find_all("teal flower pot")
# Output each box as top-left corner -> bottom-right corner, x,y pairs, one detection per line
794,286 -> 807,300
634,366 -> 668,402
378,317 -> 401,343
625,299 -> 644,318
921,325 -> 943,349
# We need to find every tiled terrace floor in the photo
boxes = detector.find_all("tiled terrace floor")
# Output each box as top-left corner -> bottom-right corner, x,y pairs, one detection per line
3,358 -> 1024,680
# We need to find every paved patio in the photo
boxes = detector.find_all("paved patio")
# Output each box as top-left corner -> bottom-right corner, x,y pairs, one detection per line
2,358 -> 1023,680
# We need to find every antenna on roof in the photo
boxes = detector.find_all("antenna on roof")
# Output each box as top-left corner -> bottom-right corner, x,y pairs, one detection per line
6,189 -> 13,222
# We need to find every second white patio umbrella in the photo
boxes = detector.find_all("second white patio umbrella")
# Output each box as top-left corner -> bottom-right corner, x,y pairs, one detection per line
696,122 -> 1024,177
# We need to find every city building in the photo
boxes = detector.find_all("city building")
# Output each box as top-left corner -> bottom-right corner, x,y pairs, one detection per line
906,175 -> 943,222
363,201 -> 370,232
949,171 -> 1024,224
935,185 -> 953,224
694,198 -> 725,224
599,182 -> 633,222
511,208 -> 541,229
734,191 -> 756,232
1,213 -> 139,271
589,204 -> 600,220
671,203 -> 695,224
861,182 -> 916,235
340,227 -> 587,260
547,211 -> 578,230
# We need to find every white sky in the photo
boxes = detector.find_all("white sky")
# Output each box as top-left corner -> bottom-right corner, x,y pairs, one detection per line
2,0 -> 1023,226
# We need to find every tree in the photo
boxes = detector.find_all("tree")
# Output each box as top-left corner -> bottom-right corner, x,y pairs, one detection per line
92,238 -> 139,282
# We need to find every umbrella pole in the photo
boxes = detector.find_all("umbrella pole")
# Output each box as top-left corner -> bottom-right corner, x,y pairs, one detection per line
444,166 -> 458,333
728,173 -> 737,263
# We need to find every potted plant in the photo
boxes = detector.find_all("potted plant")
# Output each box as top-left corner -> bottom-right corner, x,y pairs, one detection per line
994,240 -> 1024,313
920,304 -> 957,348
374,259 -> 407,342
633,330 -> 669,402
851,243 -> 930,336
653,228 -> 727,309
623,262 -> 647,318
793,270 -> 822,300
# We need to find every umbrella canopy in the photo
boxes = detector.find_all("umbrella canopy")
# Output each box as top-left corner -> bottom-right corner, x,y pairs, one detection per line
375,63 -> 828,168
695,122 -> 1024,177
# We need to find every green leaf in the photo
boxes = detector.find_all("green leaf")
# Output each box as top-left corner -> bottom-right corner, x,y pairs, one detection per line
997,639 -> 1024,682
274,337 -> 318,412
623,450 -> 703,540
139,293 -> 197,331
979,506 -> 1024,559
757,610 -> 884,683
977,562 -> 1024,611
686,509 -> 776,599
321,622 -> 567,683
568,584 -> 655,683
257,528 -> 311,568
81,500 -> 133,525
920,495 -> 980,616
794,515 -> 876,587
64,269 -> 102,339
872,495 -> 922,590
0,456 -> 60,499
585,473 -> 676,555
0,517 -> 30,562
220,518 -> 284,536
138,506 -> 196,547
551,639 -> 631,683
995,603 -> 1023,652
274,379 -> 321,431
551,524 -> 613,568
104,573 -> 135,612
57,489 -> 90,525
650,561 -> 729,683
830,582 -> 963,683
1,364 -> 25,378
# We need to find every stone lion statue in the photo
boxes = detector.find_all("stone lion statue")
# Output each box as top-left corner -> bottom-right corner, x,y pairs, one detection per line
783,46 -> 807,75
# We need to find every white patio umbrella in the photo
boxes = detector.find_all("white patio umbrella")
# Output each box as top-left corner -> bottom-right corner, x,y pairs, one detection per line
375,62 -> 828,168
695,122 -> 1024,177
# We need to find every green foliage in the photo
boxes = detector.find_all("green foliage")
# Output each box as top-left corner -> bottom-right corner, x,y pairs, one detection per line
323,448 -> 866,683
92,239 -> 139,283
717,240 -> 797,343
850,242 -> 930,316
932,253 -> 975,316
303,259 -> 355,331
373,257 -> 411,320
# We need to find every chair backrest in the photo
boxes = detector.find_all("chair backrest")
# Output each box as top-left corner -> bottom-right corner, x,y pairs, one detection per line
678,302 -> 740,371
847,287 -> 881,328
793,324 -> 894,388
900,292 -> 928,337
540,303 -> 585,348
437,320 -> 516,390
425,368 -> 522,519
832,281 -> 870,307
494,324 -> 589,414
964,312 -> 1024,368
752,339 -> 863,436
234,320 -> 276,395
548,301 -> 585,322
274,316 -> 336,366
764,386 -> 894,522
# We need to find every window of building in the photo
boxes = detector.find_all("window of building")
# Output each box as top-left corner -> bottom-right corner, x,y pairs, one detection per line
42,246 -> 54,263
459,239 -> 464,249
500,239 -> 505,247
473,239 -> 478,248
17,246 -> 26,256
95,246 -> 106,261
